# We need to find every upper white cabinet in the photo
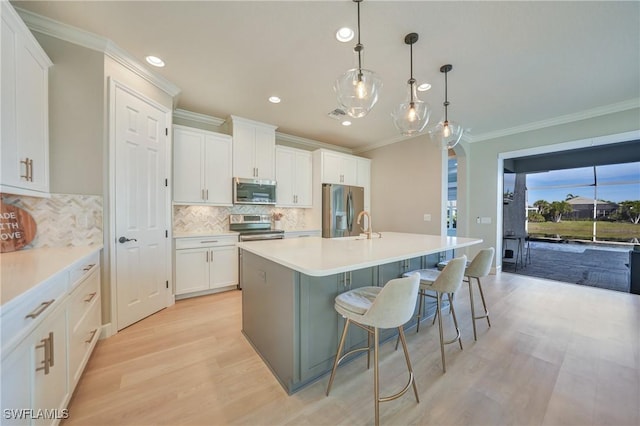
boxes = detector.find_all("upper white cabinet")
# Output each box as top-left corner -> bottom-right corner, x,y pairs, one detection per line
173,125 -> 233,205
320,150 -> 357,185
276,146 -> 312,208
1,2 -> 53,197
223,115 -> 277,180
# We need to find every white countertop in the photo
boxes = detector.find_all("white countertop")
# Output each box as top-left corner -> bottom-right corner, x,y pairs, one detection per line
237,232 -> 482,277
1,245 -> 102,306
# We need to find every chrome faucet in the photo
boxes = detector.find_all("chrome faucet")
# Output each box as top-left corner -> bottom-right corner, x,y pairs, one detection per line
357,210 -> 373,239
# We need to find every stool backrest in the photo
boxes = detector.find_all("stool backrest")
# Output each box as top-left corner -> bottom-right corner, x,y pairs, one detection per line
363,273 -> 420,329
465,248 -> 494,278
431,255 -> 467,294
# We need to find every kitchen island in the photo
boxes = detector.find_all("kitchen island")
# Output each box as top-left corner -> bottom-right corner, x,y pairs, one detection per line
237,232 -> 482,394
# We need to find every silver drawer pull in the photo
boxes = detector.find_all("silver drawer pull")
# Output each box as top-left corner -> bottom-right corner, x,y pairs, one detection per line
25,299 -> 55,319
85,329 -> 98,343
200,240 -> 219,244
82,263 -> 96,272
84,292 -> 97,303
35,332 -> 54,374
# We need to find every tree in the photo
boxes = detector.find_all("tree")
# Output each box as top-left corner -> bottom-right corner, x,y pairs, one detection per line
548,201 -> 573,223
534,200 -> 550,216
619,201 -> 640,224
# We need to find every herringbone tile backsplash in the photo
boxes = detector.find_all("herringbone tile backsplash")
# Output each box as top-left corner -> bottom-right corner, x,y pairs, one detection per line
173,205 -> 313,233
1,193 -> 103,248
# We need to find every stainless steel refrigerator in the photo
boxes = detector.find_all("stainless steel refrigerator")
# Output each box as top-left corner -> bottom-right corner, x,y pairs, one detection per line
322,183 -> 365,238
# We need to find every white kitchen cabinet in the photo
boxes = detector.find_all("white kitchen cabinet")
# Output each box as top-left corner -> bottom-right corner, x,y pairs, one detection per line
1,247 -> 101,426
224,115 -> 277,180
320,150 -> 357,185
32,304 -> 69,426
173,125 -> 232,205
175,235 -> 238,296
1,2 -> 53,197
276,146 -> 312,208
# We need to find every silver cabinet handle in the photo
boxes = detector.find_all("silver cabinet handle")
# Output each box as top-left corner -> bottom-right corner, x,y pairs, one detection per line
26,299 -> 55,319
206,251 -> 209,262
200,240 -> 219,244
206,189 -> 209,200
35,332 -> 54,374
83,263 -> 95,272
29,159 -> 34,182
84,292 -> 97,303
202,189 -> 205,200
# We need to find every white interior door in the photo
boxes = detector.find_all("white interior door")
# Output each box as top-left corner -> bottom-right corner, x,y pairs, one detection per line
113,83 -> 169,330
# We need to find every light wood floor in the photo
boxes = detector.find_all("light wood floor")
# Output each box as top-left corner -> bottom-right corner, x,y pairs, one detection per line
63,272 -> 640,426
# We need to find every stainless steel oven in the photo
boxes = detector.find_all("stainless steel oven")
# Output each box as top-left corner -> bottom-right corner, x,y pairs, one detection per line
230,214 -> 284,289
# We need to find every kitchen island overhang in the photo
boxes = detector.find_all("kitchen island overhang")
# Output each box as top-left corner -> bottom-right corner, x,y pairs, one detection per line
238,232 -> 483,394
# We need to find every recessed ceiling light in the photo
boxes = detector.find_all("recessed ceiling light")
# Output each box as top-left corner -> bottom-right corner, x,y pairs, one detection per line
145,55 -> 165,67
268,96 -> 281,104
336,27 -> 354,42
417,83 -> 431,92
341,120 -> 352,126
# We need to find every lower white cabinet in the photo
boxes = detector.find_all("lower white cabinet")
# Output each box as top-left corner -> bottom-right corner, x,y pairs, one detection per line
0,247 -> 101,426
175,235 -> 238,296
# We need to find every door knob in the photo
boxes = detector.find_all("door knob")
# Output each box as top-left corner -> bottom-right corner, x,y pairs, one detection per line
118,236 -> 137,243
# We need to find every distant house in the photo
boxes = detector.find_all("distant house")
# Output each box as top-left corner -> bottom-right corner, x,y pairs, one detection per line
566,196 -> 618,219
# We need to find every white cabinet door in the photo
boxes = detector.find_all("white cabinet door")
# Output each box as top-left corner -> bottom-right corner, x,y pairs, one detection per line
175,248 -> 210,295
204,133 -> 233,204
254,126 -> 275,180
276,147 -> 296,206
173,127 -> 205,203
210,245 -> 238,289
1,343 -> 31,426
1,2 -> 52,197
232,124 -> 256,179
32,305 -> 69,426
294,150 -> 313,207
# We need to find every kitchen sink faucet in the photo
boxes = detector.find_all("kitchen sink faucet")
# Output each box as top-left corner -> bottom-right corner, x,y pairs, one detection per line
357,210 -> 374,239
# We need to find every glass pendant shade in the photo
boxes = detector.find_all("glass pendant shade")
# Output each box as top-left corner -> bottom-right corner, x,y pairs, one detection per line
392,83 -> 430,136
334,67 -> 382,119
431,119 -> 464,149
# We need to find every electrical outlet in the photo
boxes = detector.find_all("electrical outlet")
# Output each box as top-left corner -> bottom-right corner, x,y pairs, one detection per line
423,214 -> 431,221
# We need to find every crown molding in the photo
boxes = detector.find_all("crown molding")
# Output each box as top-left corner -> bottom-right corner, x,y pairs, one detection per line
275,133 -> 352,153
15,7 -> 181,98
470,98 -> 640,143
173,109 -> 225,127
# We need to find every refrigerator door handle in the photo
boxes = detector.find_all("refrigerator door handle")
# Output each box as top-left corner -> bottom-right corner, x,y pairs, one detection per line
347,190 -> 354,232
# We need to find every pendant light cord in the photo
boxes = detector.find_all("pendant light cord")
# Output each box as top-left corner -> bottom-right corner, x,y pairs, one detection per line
356,0 -> 363,76
409,42 -> 415,104
444,69 -> 449,122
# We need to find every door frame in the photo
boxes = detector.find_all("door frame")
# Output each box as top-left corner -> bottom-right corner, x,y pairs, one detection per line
107,78 -> 174,334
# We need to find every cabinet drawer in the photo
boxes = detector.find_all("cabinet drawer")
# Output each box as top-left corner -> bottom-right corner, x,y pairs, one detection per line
68,267 -> 100,331
69,295 -> 101,386
1,273 -> 67,352
175,235 -> 238,250
69,252 -> 100,292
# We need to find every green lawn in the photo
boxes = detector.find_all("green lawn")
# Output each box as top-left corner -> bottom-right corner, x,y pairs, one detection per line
528,221 -> 640,242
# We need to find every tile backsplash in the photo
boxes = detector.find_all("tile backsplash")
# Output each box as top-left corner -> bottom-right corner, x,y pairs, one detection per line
1,193 -> 103,248
173,205 -> 314,234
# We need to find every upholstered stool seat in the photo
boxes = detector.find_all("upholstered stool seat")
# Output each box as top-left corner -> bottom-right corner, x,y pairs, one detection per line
326,274 -> 421,426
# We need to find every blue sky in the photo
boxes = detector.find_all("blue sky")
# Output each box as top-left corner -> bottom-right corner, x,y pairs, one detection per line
505,162 -> 640,203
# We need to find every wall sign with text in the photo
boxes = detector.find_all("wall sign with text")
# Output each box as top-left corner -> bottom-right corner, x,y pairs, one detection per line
0,202 -> 37,252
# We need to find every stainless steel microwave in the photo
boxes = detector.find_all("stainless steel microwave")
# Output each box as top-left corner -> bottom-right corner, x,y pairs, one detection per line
233,177 -> 277,205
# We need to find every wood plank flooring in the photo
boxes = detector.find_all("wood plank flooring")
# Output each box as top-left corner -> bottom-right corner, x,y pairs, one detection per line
63,272 -> 640,426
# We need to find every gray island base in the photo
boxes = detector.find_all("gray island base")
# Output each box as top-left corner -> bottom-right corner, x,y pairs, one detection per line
238,232 -> 482,394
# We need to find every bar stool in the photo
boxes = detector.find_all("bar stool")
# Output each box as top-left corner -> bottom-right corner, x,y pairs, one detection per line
464,247 -> 495,340
326,273 -> 421,426
402,256 -> 467,373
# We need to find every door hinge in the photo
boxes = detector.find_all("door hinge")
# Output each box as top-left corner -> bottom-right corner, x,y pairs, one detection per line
166,280 -> 169,289
165,178 -> 168,187
165,230 -> 168,238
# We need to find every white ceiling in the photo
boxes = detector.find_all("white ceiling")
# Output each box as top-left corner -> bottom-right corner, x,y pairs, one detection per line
11,1 -> 640,151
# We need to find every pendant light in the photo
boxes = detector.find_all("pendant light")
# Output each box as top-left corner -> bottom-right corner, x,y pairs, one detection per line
431,64 -> 463,149
392,32 -> 430,136
334,0 -> 382,119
